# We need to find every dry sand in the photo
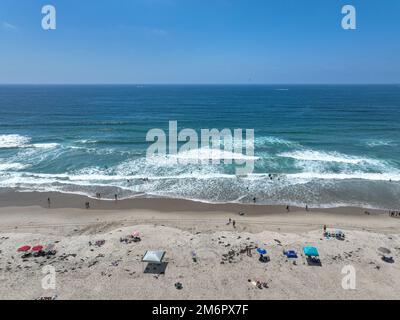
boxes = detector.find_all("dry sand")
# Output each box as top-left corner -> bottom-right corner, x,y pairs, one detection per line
0,191 -> 399,300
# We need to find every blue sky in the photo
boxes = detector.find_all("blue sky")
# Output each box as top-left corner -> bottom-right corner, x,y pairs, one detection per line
0,0 -> 399,84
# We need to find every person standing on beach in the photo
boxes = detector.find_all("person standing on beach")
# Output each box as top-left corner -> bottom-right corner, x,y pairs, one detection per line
114,194 -> 118,201
47,197 -> 51,208
306,205 -> 309,212
286,205 -> 290,212
246,247 -> 252,257
232,220 -> 236,228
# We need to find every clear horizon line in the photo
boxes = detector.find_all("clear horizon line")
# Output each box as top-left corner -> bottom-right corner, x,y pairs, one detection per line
0,83 -> 399,86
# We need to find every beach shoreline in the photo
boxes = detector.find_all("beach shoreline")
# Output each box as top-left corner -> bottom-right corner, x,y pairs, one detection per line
0,189 -> 396,235
0,189 -> 391,213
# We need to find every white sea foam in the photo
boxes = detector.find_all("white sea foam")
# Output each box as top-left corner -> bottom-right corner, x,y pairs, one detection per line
255,136 -> 295,147
365,139 -> 395,148
286,172 -> 400,182
279,150 -> 375,164
13,170 -> 235,182
0,134 -> 30,148
142,148 -> 259,168
170,147 -> 259,161
30,143 -> 59,149
1,166 -> 399,209
0,134 -> 59,149
0,163 -> 28,171
75,139 -> 98,144
5,166 -> 398,185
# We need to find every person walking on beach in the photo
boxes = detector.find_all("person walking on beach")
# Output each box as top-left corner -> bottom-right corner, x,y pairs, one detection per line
306,205 -> 309,212
232,220 -> 236,228
47,197 -> 51,208
286,205 -> 290,212
114,194 -> 118,201
246,247 -> 252,257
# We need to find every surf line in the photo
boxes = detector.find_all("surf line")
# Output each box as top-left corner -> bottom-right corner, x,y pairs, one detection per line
146,121 -> 256,175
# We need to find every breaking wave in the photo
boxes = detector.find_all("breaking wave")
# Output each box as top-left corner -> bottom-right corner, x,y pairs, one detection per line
278,150 -> 377,165
0,134 -> 399,209
0,134 -> 59,149
0,134 -> 30,148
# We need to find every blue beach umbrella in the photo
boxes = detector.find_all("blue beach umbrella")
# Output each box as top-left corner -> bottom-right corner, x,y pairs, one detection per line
286,250 -> 298,258
303,246 -> 319,257
256,248 -> 267,255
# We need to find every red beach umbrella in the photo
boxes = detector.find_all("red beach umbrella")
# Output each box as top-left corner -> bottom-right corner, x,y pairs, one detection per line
17,245 -> 31,252
32,245 -> 44,252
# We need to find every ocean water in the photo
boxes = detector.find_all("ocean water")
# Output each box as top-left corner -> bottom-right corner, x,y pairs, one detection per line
0,85 -> 399,209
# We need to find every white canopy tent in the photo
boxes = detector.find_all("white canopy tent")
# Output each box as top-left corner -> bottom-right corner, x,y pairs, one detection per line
142,250 -> 166,264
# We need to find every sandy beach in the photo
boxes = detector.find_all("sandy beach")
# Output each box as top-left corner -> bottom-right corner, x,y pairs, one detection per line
1,0 -> 400,305
0,191 -> 399,300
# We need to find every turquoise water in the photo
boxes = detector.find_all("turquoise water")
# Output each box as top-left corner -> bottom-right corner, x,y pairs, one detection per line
0,85 -> 399,208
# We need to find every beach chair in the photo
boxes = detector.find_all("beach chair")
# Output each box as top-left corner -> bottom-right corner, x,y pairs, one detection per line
382,256 -> 394,263
286,250 -> 298,258
44,244 -> 57,256
336,231 -> 345,240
